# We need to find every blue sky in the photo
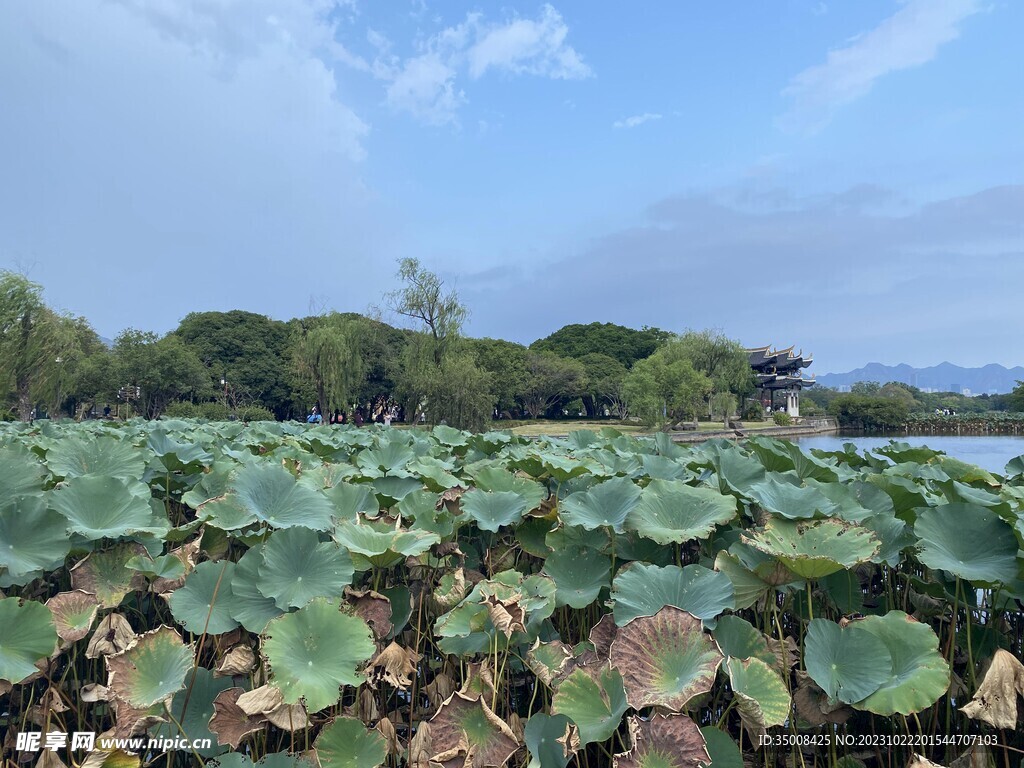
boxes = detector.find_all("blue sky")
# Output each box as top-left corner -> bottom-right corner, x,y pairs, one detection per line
1,0 -> 1021,373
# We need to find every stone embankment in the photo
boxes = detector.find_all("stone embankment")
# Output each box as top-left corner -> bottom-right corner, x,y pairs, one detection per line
668,418 -> 839,444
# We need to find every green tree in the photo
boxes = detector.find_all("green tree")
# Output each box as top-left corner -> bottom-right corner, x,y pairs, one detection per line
711,392 -> 737,428
516,351 -> 587,419
385,260 -> 492,430
623,352 -> 712,429
386,258 -> 466,366
850,381 -> 882,395
468,338 -> 529,416
1004,381 -> 1024,412
292,314 -> 366,417
175,310 -> 294,418
530,322 -> 669,368
828,394 -> 909,430
0,271 -> 69,420
112,330 -> 210,418
671,330 -> 754,417
578,353 -> 628,418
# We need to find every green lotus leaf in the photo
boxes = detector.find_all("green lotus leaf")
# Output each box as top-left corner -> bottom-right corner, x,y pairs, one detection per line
471,465 -> 546,510
126,553 -> 186,581
725,656 -> 791,734
524,712 -> 576,768
852,611 -> 950,715
625,479 -> 737,544
152,666 -> 232,757
333,519 -> 438,569
913,503 -> 1019,585
0,497 -> 71,578
876,441 -> 941,464
70,541 -> 148,608
400,489 -> 455,537
106,625 -> 193,708
526,640 -> 575,689
410,459 -> 462,492
742,518 -> 879,579
712,615 -> 775,667
370,475 -> 423,506
699,727 -> 743,768
357,440 -> 416,473
47,435 -> 147,481
229,544 -> 284,634
614,713 -> 710,768
314,716 -> 387,768
639,453 -> 691,481
744,474 -> 840,520
461,488 -> 531,532
429,692 -> 519,768
381,585 -> 413,638
326,482 -> 379,522
560,476 -> 641,533
708,444 -> 766,497
542,544 -> 611,609
0,597 -> 58,683
168,560 -> 240,635
50,475 -> 167,540
263,597 -> 375,712
228,462 -> 335,530
609,606 -> 723,710
256,527 -> 353,609
147,429 -> 214,470
865,474 -> 936,517
0,445 -> 46,506
551,665 -> 628,745
611,563 -> 735,626
182,463 -> 235,510
712,552 -> 772,611
804,618 -> 892,704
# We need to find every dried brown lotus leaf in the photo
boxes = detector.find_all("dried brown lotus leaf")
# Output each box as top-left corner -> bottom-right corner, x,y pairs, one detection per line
85,613 -> 136,659
459,661 -> 497,699
908,754 -> 947,768
265,701 -> 312,731
424,673 -> 457,713
614,713 -> 710,768
765,634 -> 799,672
960,648 -> 1024,730
214,644 -> 256,677
507,713 -> 525,743
81,748 -> 141,768
582,613 -> 617,665
483,594 -> 525,638
409,722 -> 433,768
0,679 -> 11,697
793,671 -> 852,726
345,587 -> 394,640
358,686 -> 380,722
429,692 -> 518,768
949,746 -> 995,768
111,695 -> 167,739
370,641 -> 421,689
81,683 -> 110,702
432,568 -> 467,614
236,684 -> 284,716
375,715 -> 401,756
45,590 -> 100,644
35,750 -> 70,768
209,687 -> 266,748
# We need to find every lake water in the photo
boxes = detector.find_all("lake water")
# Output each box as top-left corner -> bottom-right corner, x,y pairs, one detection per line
791,433 -> 1024,475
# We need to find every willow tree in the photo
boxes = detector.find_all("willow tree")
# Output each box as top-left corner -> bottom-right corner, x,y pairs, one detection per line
384,259 -> 492,430
0,271 -> 66,420
292,314 -> 365,416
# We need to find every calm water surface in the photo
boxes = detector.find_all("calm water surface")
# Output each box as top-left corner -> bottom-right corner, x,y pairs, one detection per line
791,434 -> 1024,474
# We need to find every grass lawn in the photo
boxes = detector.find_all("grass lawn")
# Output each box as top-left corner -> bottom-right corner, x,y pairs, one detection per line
507,420 -> 780,437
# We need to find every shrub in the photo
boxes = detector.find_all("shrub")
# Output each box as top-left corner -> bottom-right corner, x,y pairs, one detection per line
773,411 -> 792,426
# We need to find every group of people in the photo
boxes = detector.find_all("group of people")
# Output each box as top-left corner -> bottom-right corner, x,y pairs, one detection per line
305,404 -> 399,426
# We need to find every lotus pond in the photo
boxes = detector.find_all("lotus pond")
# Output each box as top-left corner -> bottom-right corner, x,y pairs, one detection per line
1,419 -> 1023,768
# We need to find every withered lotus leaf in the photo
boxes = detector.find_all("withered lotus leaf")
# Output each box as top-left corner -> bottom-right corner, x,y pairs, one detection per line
609,606 -> 723,710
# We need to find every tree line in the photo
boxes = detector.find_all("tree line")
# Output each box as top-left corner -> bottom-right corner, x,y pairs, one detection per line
0,263 -> 758,431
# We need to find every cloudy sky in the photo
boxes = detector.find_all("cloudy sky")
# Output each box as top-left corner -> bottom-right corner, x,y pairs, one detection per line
1,0 -> 1021,373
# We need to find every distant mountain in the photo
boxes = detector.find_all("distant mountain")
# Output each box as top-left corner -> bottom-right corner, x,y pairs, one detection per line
816,362 -> 1024,395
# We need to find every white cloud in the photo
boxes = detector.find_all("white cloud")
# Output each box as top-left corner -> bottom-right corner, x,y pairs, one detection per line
780,0 -> 981,133
613,113 -> 662,129
378,4 -> 590,124
466,4 -> 591,80
385,52 -> 464,125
